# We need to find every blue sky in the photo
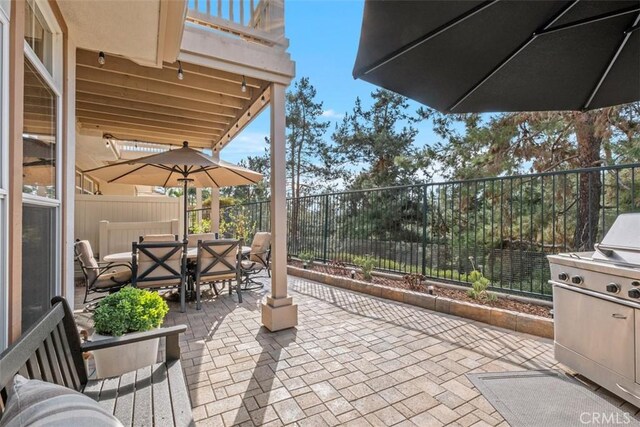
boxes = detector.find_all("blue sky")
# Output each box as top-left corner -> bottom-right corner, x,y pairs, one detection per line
222,0 -> 439,164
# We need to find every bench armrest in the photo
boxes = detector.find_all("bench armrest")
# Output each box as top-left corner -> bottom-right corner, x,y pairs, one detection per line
81,325 -> 187,361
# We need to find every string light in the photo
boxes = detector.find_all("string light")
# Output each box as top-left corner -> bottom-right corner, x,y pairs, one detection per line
261,95 -> 266,105
241,76 -> 247,93
98,51 -> 106,65
177,61 -> 184,80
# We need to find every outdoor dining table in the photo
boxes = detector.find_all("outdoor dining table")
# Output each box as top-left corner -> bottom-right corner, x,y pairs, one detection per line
103,246 -> 252,263
103,245 -> 253,303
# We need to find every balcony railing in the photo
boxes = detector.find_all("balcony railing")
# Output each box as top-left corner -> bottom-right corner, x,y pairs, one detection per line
187,0 -> 285,47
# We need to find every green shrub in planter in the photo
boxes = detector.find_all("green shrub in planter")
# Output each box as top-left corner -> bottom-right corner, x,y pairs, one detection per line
94,287 -> 169,336
298,251 -> 315,268
353,255 -> 376,281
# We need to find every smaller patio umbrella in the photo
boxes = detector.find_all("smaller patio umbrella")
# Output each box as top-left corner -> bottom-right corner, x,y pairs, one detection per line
84,141 -> 263,241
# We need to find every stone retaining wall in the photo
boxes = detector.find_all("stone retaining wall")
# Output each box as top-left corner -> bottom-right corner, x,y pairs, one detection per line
288,266 -> 554,339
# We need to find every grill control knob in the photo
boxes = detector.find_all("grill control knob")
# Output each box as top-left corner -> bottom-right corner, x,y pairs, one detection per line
571,275 -> 583,285
628,289 -> 640,299
632,281 -> 640,287
558,272 -> 569,281
606,283 -> 620,294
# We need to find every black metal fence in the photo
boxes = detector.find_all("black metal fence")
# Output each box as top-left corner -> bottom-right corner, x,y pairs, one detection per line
218,163 -> 640,300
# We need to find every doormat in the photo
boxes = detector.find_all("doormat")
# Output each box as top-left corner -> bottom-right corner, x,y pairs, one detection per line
466,370 -> 639,426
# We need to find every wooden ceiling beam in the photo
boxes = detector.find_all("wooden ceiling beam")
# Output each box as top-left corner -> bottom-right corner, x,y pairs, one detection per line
78,123 -> 215,147
76,110 -> 223,136
76,80 -> 239,118
163,60 -> 263,88
75,93 -> 232,125
77,68 -> 246,110
76,52 -> 255,101
76,115 -> 222,139
76,102 -> 228,131
215,86 -> 271,150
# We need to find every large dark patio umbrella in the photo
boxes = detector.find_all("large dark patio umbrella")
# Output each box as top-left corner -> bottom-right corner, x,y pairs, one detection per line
353,0 -> 640,113
84,141 -> 263,242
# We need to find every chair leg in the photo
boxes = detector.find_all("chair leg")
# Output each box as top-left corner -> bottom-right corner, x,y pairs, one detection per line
236,279 -> 242,303
180,279 -> 186,313
195,276 -> 201,310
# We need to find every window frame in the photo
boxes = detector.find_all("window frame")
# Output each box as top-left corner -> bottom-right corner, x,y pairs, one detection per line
21,0 -> 63,311
0,4 -> 8,350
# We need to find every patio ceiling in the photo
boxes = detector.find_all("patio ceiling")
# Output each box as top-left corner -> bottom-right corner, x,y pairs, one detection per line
75,49 -> 271,150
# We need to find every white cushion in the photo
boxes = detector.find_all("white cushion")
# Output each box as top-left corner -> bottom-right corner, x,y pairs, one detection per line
0,375 -> 123,427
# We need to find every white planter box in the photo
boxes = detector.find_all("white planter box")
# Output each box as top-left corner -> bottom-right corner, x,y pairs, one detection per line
91,332 -> 159,379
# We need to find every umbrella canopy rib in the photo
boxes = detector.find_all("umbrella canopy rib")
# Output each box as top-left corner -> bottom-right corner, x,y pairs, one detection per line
585,12 -> 640,110
448,0 -> 580,112
539,4 -> 640,36
162,169 -> 176,188
353,0 -> 498,79
203,168 -> 220,187
206,164 -> 261,184
106,163 -> 152,183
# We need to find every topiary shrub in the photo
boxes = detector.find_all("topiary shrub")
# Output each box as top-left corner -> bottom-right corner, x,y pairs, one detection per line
93,287 -> 169,336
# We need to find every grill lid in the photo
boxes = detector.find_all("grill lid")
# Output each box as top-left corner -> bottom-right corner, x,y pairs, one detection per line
592,213 -> 640,266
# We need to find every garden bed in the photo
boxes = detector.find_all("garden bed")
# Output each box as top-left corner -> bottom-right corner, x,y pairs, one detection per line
289,260 -> 552,319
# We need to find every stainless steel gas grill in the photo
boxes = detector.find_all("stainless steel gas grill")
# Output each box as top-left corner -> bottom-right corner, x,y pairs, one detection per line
548,213 -> 640,407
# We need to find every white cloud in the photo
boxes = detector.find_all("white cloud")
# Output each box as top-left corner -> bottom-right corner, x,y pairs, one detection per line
221,131 -> 269,163
321,109 -> 344,120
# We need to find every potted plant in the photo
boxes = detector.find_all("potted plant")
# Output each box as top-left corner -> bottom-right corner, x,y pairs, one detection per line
91,286 -> 169,378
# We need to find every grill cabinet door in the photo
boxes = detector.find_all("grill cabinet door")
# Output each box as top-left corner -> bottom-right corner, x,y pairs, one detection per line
554,286 -> 635,379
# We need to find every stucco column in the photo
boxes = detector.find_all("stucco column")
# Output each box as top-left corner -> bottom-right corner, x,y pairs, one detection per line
262,82 -> 297,331
210,148 -> 220,234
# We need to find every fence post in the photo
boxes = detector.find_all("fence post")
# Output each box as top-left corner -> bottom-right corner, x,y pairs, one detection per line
421,186 -> 428,276
259,202 -> 263,230
323,194 -> 330,262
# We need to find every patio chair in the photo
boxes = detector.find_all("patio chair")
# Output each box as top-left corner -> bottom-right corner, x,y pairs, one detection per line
241,232 -> 271,290
74,240 -> 131,304
139,234 -> 179,242
193,239 -> 243,309
132,240 -> 187,312
187,232 -> 218,248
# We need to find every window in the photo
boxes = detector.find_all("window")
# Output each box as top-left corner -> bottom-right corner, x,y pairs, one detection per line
21,0 -> 61,333
21,204 -> 56,330
23,57 -> 57,198
75,170 -> 96,195
24,0 -> 53,74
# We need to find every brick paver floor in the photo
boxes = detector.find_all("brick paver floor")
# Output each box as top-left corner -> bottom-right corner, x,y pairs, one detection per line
76,276 -> 638,426
151,276 -> 636,427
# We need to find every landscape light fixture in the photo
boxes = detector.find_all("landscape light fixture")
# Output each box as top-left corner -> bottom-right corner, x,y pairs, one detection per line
241,76 -> 247,93
98,51 -> 105,65
177,61 -> 184,80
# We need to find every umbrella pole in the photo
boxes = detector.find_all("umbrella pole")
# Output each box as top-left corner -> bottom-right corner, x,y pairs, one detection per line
182,178 -> 189,243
